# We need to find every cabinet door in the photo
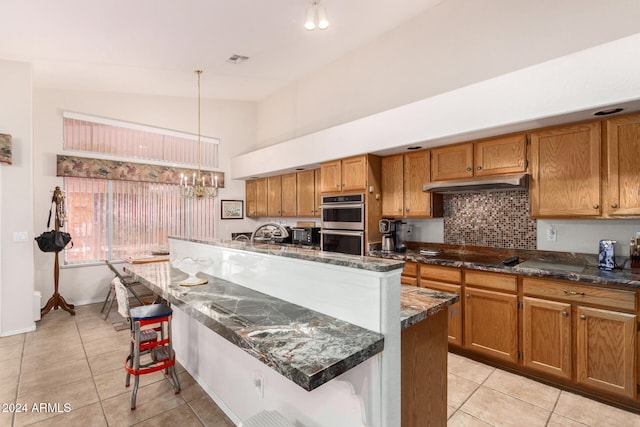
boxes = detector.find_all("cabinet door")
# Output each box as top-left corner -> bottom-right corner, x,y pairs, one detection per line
267,176 -> 282,217
431,143 -> 474,181
464,287 -> 518,363
522,297 -> 572,380
342,155 -> 368,192
255,178 -> 268,217
320,160 -> 341,193
245,180 -> 257,217
404,150 -> 433,217
421,279 -> 462,347
576,306 -> 637,398
529,122 -> 601,218
401,261 -> 418,286
605,113 -> 640,217
381,154 -> 404,217
474,134 -> 527,177
281,173 -> 297,217
297,170 -> 316,217
314,169 -> 321,216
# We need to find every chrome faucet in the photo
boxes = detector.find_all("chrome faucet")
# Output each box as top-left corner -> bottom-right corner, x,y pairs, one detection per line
250,222 -> 290,244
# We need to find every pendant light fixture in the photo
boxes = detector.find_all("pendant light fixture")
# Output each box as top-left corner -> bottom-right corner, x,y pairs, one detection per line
180,70 -> 219,199
305,0 -> 329,31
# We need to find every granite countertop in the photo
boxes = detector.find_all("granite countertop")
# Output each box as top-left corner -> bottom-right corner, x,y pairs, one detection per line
172,237 -> 405,273
124,261 -> 384,392
400,285 -> 459,330
370,247 -> 640,289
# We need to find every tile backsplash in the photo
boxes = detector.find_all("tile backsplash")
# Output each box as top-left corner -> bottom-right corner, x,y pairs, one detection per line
444,190 -> 536,249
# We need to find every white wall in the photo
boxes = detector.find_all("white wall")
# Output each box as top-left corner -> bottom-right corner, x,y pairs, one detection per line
0,60 -> 36,336
32,88 -> 257,307
256,0 -> 640,147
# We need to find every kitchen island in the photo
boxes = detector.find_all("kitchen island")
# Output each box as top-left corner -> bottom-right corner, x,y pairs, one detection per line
124,237 -> 457,427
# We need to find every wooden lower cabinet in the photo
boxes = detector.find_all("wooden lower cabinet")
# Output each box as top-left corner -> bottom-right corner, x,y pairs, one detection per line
463,287 -> 518,363
419,264 -> 462,347
576,306 -> 637,398
522,297 -> 572,380
401,261 -> 418,286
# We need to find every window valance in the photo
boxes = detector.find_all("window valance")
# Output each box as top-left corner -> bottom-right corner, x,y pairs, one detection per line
56,154 -> 224,187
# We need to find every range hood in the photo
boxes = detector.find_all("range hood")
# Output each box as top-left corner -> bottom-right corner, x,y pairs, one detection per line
422,173 -> 529,193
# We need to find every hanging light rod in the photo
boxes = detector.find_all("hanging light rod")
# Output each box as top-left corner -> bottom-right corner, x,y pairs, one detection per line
180,70 -> 219,199
305,0 -> 329,31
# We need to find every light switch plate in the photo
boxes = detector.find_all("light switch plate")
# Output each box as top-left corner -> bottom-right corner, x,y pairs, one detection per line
13,231 -> 28,242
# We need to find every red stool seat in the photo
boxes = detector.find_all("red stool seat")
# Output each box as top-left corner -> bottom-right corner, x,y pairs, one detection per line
125,303 -> 180,410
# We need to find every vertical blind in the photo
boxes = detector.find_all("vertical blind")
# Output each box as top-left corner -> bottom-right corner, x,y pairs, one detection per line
61,112 -> 218,264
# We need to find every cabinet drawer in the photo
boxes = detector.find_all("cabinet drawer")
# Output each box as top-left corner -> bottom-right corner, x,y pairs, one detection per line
402,261 -> 418,278
464,270 -> 517,293
401,276 -> 418,287
523,277 -> 636,312
419,264 -> 461,284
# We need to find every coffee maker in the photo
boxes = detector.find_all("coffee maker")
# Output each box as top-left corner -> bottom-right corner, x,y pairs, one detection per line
379,219 -> 395,252
394,220 -> 408,253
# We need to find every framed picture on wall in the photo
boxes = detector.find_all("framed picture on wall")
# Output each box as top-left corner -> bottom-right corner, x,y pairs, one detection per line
221,200 -> 244,220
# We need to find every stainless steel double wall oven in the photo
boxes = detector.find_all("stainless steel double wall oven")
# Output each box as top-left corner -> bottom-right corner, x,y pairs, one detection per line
320,194 -> 365,256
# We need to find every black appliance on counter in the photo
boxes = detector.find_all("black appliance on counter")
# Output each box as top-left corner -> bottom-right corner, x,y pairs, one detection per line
320,194 -> 365,256
291,227 -> 320,246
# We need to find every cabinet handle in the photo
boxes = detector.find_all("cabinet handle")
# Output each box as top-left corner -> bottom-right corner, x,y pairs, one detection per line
466,167 -> 472,172
593,204 -> 599,209
611,203 -> 618,208
562,311 -> 568,317
563,289 -> 585,296
406,208 -> 410,212
477,166 -> 482,170
580,314 -> 586,320
466,293 -> 470,299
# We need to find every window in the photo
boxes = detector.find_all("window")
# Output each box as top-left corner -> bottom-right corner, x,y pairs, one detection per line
61,113 -> 217,264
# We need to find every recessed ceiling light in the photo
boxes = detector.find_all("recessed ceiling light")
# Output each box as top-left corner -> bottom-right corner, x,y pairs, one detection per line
407,146 -> 422,150
249,176 -> 259,179
593,107 -> 624,116
295,168 -> 305,171
227,54 -> 249,64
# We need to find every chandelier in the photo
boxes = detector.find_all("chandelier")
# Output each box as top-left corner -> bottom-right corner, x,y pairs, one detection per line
180,70 -> 218,199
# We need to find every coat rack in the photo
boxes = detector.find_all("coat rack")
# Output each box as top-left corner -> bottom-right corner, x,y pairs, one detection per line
41,186 -> 75,317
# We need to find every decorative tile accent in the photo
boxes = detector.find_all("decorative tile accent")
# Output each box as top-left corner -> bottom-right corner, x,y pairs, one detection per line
56,154 -> 224,186
0,133 -> 12,165
444,190 -> 536,249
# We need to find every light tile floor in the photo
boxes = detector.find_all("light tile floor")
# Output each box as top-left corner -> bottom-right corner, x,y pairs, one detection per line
1,303 -> 640,426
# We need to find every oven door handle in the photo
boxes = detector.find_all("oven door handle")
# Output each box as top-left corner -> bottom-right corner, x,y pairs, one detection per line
319,230 -> 364,237
320,203 -> 365,209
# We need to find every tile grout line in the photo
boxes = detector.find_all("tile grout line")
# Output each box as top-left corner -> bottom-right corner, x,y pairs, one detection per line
10,333 -> 27,427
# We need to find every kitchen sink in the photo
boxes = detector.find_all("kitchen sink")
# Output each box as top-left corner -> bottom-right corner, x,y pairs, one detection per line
515,260 -> 585,273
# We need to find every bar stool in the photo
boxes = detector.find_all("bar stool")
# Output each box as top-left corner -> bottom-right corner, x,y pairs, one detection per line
125,304 -> 181,410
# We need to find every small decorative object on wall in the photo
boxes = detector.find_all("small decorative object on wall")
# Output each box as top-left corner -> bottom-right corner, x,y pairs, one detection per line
221,200 -> 244,220
0,133 -> 12,165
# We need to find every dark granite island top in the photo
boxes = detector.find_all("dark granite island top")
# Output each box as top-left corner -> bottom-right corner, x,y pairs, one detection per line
124,261 -> 384,391
400,285 -> 459,330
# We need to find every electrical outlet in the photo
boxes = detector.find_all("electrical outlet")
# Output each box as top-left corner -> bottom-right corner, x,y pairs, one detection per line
254,371 -> 264,398
546,226 -> 557,242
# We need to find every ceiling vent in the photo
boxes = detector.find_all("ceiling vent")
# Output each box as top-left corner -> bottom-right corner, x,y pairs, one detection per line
226,54 -> 250,64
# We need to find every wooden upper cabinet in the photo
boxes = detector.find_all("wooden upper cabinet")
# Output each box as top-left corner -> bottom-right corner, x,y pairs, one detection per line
381,150 -> 439,218
404,150 -> 434,217
297,169 -> 320,217
605,113 -> 640,217
320,159 -> 342,193
267,176 -> 282,216
431,143 -> 474,181
342,155 -> 368,192
474,134 -> 527,177
245,180 -> 257,217
529,121 -> 601,218
255,178 -> 268,217
320,155 -> 368,193
381,154 -> 404,217
280,173 -> 297,217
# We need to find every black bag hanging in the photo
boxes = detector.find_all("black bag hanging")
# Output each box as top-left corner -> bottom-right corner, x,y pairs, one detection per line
35,230 -> 73,252
34,195 -> 73,253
